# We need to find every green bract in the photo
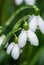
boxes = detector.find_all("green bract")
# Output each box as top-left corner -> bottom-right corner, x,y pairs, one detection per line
14,36 -> 18,43
23,21 -> 29,30
33,5 -> 40,15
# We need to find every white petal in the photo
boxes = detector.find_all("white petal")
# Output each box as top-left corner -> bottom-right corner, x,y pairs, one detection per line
29,16 -> 37,32
37,15 -> 44,34
6,42 -> 15,54
28,15 -> 35,22
18,29 -> 27,48
15,0 -> 23,5
25,0 -> 35,5
0,34 -> 5,46
27,30 -> 39,46
11,44 -> 20,60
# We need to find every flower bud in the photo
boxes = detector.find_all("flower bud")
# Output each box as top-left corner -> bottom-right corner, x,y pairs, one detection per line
14,36 -> 18,43
33,5 -> 40,15
23,21 -> 29,30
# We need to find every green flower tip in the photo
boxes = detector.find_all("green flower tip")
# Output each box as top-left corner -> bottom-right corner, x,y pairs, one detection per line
33,5 -> 40,15
23,21 -> 29,30
14,36 -> 18,43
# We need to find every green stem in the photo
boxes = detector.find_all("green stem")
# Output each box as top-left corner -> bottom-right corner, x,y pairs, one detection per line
6,5 -> 32,26
12,15 -> 30,30
29,46 -> 44,65
1,5 -> 39,35
0,5 -> 32,35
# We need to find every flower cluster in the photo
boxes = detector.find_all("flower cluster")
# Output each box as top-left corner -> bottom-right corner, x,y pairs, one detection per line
0,13 -> 44,60
6,20 -> 39,60
0,14 -> 44,60
0,0 -> 44,60
7,42 -> 21,60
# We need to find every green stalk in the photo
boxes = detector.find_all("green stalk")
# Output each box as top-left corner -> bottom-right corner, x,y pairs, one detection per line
6,5 -> 32,26
1,15 -> 29,48
6,5 -> 40,26
1,5 -> 39,35
0,5 -> 32,35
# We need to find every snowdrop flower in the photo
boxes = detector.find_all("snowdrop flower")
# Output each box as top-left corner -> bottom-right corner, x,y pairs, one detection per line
0,34 -> 5,46
0,34 -> 8,47
18,22 -> 39,48
7,42 -> 20,60
29,15 -> 44,34
15,0 -> 23,5
14,0 -> 35,6
25,0 -> 35,5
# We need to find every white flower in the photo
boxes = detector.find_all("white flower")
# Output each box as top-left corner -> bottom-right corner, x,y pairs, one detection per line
0,34 -> 5,46
11,44 -> 20,60
7,42 -> 15,54
25,0 -> 35,5
29,15 -> 44,34
15,0 -> 23,5
14,0 -> 35,6
18,29 -> 39,48
7,42 -> 20,60
0,34 -> 8,47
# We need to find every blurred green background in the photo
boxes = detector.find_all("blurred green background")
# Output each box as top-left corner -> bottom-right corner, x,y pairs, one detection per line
0,0 -> 44,65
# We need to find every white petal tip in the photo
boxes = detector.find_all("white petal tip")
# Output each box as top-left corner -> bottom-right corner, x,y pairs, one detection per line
31,42 -> 39,46
6,42 -> 15,54
11,44 -> 20,60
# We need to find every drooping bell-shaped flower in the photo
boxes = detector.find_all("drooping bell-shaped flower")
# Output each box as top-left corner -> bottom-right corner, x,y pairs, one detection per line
18,29 -> 27,48
14,0 -> 35,6
29,15 -> 44,34
7,42 -> 20,60
18,21 -> 39,48
11,44 -> 20,60
0,34 -> 8,47
25,0 -> 35,5
14,0 -> 23,5
7,42 -> 15,54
